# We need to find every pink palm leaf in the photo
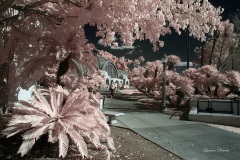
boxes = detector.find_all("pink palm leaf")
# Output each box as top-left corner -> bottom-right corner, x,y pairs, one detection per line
1,85 -> 115,159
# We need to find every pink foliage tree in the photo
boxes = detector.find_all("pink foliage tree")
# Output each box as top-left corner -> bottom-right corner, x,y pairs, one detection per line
130,56 -> 194,107
130,59 -> 162,96
153,70 -> 194,107
0,0 -> 224,111
194,20 -> 238,68
183,65 -> 240,98
167,55 -> 181,70
0,1 -> 231,157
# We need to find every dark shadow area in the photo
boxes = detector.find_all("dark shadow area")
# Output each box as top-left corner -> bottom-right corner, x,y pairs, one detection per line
100,89 -> 190,120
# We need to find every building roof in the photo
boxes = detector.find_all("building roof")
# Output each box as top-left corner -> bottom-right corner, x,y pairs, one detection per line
96,55 -> 108,70
117,70 -> 129,76
95,54 -> 129,78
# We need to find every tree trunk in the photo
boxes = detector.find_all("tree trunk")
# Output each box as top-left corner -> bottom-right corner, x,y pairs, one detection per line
214,85 -> 219,97
0,62 -> 10,114
0,26 -> 14,114
209,39 -> 216,65
144,69 -> 149,78
201,41 -> 205,67
218,33 -> 227,70
186,26 -> 190,69
209,30 -> 220,65
154,68 -> 158,79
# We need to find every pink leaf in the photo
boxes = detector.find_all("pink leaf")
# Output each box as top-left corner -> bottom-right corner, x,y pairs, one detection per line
58,131 -> 69,158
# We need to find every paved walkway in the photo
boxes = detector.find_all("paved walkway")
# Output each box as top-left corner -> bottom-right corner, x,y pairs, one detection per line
100,89 -> 240,160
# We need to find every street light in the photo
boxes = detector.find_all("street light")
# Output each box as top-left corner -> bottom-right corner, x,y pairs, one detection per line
162,54 -> 168,112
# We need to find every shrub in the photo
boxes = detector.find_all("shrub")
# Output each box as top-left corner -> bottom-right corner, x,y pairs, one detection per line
1,85 -> 115,159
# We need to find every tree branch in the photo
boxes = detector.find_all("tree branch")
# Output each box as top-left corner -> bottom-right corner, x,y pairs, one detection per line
68,0 -> 84,8
0,0 -> 15,15
0,14 -> 19,26
11,5 -> 63,23
11,24 -> 31,37
24,0 -> 58,9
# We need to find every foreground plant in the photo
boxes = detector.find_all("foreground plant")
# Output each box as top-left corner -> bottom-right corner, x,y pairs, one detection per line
1,85 -> 115,159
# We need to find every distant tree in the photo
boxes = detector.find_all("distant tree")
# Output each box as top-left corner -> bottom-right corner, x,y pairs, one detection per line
224,70 -> 240,96
183,65 -> 240,98
130,56 -> 194,107
171,0 -> 223,68
230,10 -> 240,34
130,60 -> 162,96
167,55 -> 181,70
194,20 -> 237,68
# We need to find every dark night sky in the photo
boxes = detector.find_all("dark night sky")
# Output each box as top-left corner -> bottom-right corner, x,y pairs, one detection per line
85,0 -> 239,63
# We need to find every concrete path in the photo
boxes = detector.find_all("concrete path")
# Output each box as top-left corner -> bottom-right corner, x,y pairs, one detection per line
101,89 -> 240,160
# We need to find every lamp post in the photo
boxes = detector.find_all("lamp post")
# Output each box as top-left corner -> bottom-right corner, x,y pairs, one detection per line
162,54 -> 168,112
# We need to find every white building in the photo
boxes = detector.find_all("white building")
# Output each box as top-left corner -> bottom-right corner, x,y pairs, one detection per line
96,55 -> 130,89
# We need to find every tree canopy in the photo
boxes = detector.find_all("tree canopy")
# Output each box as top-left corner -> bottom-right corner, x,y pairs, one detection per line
0,0 -> 225,111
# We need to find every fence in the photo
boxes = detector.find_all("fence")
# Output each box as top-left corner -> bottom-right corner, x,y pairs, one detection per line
190,98 -> 240,115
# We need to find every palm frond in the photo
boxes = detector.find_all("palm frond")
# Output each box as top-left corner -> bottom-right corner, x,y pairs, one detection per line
67,128 -> 88,159
22,125 -> 49,140
61,90 -> 87,116
55,90 -> 64,113
95,117 -> 110,133
89,93 -> 100,107
16,100 -> 45,114
17,139 -> 36,157
12,103 -> 48,117
62,116 -> 96,132
1,123 -> 31,137
107,137 -> 116,151
32,90 -> 54,116
86,131 -> 101,149
4,128 -> 22,138
48,121 -> 61,143
50,91 -> 58,113
8,115 -> 45,126
58,131 -> 69,158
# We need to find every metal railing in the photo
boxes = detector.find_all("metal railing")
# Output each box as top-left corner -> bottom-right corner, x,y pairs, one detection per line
197,97 -> 240,115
